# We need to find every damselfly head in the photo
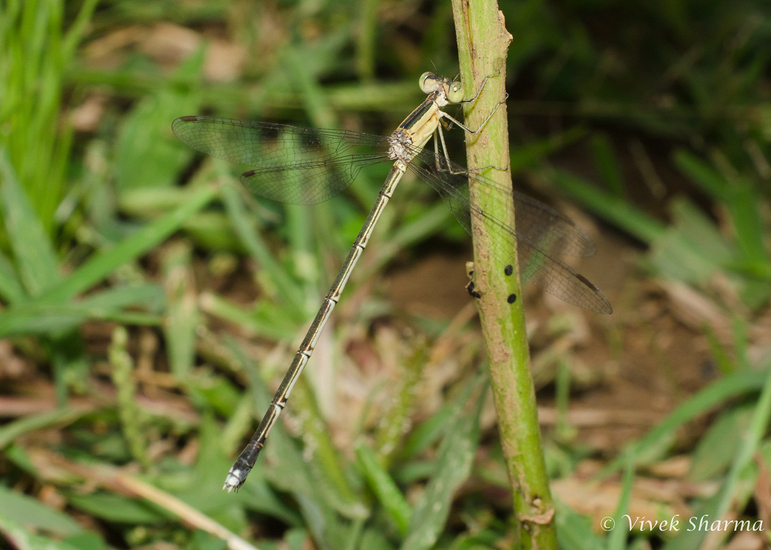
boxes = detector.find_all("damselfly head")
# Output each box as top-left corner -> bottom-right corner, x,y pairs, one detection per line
419,72 -> 464,104
446,80 -> 463,103
419,72 -> 441,93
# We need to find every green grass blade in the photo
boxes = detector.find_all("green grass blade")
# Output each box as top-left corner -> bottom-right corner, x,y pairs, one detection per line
549,168 -> 666,243
0,284 -> 162,337
603,370 -> 766,475
674,150 -> 769,271
78,283 -> 165,311
32,184 -> 218,305
0,509 -> 84,550
399,402 -> 457,460
400,373 -> 486,550
114,49 -> 206,192
673,150 -> 728,200
60,0 -> 99,61
0,304 -> 160,337
371,338 -> 430,465
0,251 -> 26,302
161,242 -> 198,379
355,442 -> 411,535
647,198 -> 734,284
712,358 -> 771,518
509,127 -> 585,173
0,485 -> 84,537
66,493 -> 172,525
607,454 -> 634,550
0,406 -> 94,452
726,183 -> 769,269
220,182 -> 305,314
689,404 -> 752,481
661,363 -> 771,549
0,148 -> 61,295
359,529 -> 397,550
200,292 -> 298,340
589,133 -> 625,197
553,499 -> 605,550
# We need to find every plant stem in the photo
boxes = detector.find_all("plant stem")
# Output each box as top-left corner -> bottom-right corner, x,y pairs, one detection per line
450,2 -> 558,548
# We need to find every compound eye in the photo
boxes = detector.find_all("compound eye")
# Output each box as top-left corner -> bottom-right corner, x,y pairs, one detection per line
419,72 -> 439,93
447,81 -> 464,103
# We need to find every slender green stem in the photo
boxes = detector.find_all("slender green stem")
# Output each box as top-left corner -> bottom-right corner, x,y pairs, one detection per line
450,2 -> 558,548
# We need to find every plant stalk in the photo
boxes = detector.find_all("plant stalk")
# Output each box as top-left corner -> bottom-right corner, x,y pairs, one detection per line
450,1 -> 558,548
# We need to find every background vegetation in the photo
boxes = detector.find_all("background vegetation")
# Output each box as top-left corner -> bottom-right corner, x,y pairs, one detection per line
1,0 -> 769,549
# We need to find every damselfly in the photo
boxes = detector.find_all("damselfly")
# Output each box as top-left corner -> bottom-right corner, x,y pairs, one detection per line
172,71 -> 612,491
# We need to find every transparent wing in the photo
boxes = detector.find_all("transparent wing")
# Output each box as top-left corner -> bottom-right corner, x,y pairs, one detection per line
410,149 -> 612,314
172,116 -> 391,205
511,192 -> 596,257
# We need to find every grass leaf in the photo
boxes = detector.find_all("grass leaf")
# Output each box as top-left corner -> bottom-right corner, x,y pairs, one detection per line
0,148 -> 61,296
355,442 -> 411,535
400,374 -> 487,550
